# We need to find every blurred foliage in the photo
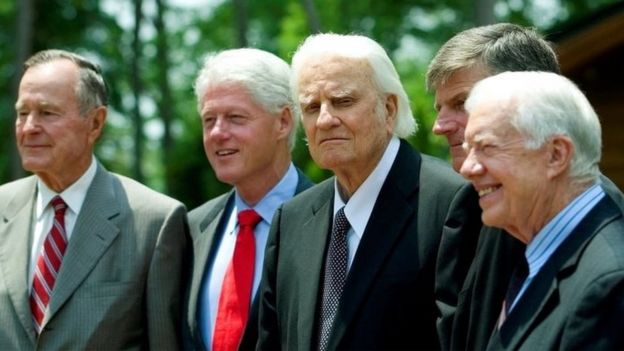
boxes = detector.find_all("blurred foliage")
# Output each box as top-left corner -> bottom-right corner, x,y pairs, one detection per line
1,0 -> 621,209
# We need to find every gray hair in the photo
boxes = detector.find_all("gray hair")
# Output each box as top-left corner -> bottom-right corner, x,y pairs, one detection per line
291,33 -> 417,138
465,71 -> 601,184
194,48 -> 297,148
24,49 -> 108,116
427,23 -> 560,91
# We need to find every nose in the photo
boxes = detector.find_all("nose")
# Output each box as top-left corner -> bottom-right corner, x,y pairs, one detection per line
316,104 -> 339,129
208,117 -> 230,140
18,113 -> 41,133
432,108 -> 456,135
459,149 -> 484,179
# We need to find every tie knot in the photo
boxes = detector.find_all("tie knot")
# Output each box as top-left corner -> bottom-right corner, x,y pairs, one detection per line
238,209 -> 262,228
334,207 -> 349,235
50,196 -> 68,215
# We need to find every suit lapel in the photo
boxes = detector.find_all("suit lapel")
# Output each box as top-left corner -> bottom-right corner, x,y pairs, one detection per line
328,141 -> 420,349
296,180 -> 334,350
187,192 -> 233,341
0,177 -> 38,343
497,196 -> 620,349
46,165 -> 121,320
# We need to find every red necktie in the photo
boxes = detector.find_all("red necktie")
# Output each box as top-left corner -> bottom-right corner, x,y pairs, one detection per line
212,209 -> 262,351
30,196 -> 68,333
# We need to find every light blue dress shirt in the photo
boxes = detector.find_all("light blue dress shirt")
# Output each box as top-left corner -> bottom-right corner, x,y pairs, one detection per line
508,183 -> 605,312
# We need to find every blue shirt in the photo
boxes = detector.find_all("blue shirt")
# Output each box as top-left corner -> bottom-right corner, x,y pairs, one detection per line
198,163 -> 299,349
509,183 -> 605,311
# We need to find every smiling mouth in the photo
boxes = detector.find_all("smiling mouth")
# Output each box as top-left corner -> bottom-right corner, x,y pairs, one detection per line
478,186 -> 500,197
216,149 -> 237,156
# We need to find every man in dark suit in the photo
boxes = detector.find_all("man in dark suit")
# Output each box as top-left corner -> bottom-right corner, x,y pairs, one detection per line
461,71 -> 624,350
257,33 -> 481,350
182,48 -> 313,351
427,23 -> 624,350
0,50 -> 188,349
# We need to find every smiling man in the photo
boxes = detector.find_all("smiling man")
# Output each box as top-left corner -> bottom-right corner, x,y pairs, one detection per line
461,71 -> 624,350
257,33 -> 481,350
182,48 -> 312,351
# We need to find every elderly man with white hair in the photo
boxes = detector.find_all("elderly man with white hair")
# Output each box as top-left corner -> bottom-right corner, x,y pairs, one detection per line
460,71 -> 624,350
257,33 -> 481,350
182,48 -> 313,351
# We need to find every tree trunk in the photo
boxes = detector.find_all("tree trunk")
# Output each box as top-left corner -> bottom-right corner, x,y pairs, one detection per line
301,0 -> 322,33
10,0 -> 35,180
474,0 -> 496,25
232,0 -> 248,47
132,0 -> 145,182
154,0 -> 174,193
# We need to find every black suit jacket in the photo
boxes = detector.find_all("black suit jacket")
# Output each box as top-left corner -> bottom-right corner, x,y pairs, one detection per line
257,140 -> 481,350
182,168 -> 313,351
445,175 -> 624,351
487,195 -> 624,350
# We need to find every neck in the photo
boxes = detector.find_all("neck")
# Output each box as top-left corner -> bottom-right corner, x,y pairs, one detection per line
237,154 -> 291,207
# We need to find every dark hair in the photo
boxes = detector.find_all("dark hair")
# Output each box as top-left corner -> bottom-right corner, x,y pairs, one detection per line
427,23 -> 560,90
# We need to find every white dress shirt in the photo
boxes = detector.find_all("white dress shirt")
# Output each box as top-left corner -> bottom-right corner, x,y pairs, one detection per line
333,136 -> 399,270
29,157 -> 97,288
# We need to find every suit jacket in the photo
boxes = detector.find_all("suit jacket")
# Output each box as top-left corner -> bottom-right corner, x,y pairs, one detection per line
257,140 -> 481,350
487,194 -> 624,350
446,175 -> 624,351
183,168 -> 313,350
0,163 -> 188,350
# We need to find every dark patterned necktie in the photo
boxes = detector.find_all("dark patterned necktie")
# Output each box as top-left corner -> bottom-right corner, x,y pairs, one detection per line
504,254 -> 529,317
318,207 -> 350,351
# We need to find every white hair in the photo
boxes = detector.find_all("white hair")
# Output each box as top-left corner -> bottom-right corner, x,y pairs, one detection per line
466,71 -> 601,183
290,33 -> 417,138
194,48 -> 297,148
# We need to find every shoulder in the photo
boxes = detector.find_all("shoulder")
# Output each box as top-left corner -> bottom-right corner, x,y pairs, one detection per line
188,192 -> 231,226
283,177 -> 333,211
108,172 -> 185,214
420,154 -> 467,188
0,175 -> 37,195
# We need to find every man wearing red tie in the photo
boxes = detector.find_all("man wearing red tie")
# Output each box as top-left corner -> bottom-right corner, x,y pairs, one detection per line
182,48 -> 313,351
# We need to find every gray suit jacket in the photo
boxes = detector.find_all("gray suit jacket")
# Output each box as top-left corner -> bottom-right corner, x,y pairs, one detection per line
0,163 -> 188,350
487,194 -> 624,350
257,140 -> 481,350
183,168 -> 313,350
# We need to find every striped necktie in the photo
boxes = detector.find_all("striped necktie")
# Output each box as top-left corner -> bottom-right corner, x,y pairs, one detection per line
30,196 -> 68,333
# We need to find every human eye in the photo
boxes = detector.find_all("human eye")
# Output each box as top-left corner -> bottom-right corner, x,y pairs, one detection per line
202,115 -> 216,128
334,96 -> 355,108
302,102 -> 320,115
16,109 -> 29,120
228,114 -> 246,125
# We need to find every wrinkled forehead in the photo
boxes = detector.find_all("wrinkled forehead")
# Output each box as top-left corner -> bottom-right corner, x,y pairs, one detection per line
297,56 -> 375,98
465,101 -> 518,141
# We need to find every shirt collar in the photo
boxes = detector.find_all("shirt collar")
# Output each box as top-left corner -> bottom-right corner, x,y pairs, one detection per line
333,136 -> 400,239
525,182 -> 605,278
36,157 -> 98,219
234,162 -> 298,224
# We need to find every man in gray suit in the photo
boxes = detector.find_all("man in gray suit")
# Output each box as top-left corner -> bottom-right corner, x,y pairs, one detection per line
257,33 -> 481,350
182,48 -> 312,351
461,71 -> 624,350
0,49 -> 188,349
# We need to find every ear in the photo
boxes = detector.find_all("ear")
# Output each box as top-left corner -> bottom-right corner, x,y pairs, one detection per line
88,106 -> 107,144
545,135 -> 574,179
276,106 -> 293,141
384,94 -> 398,134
